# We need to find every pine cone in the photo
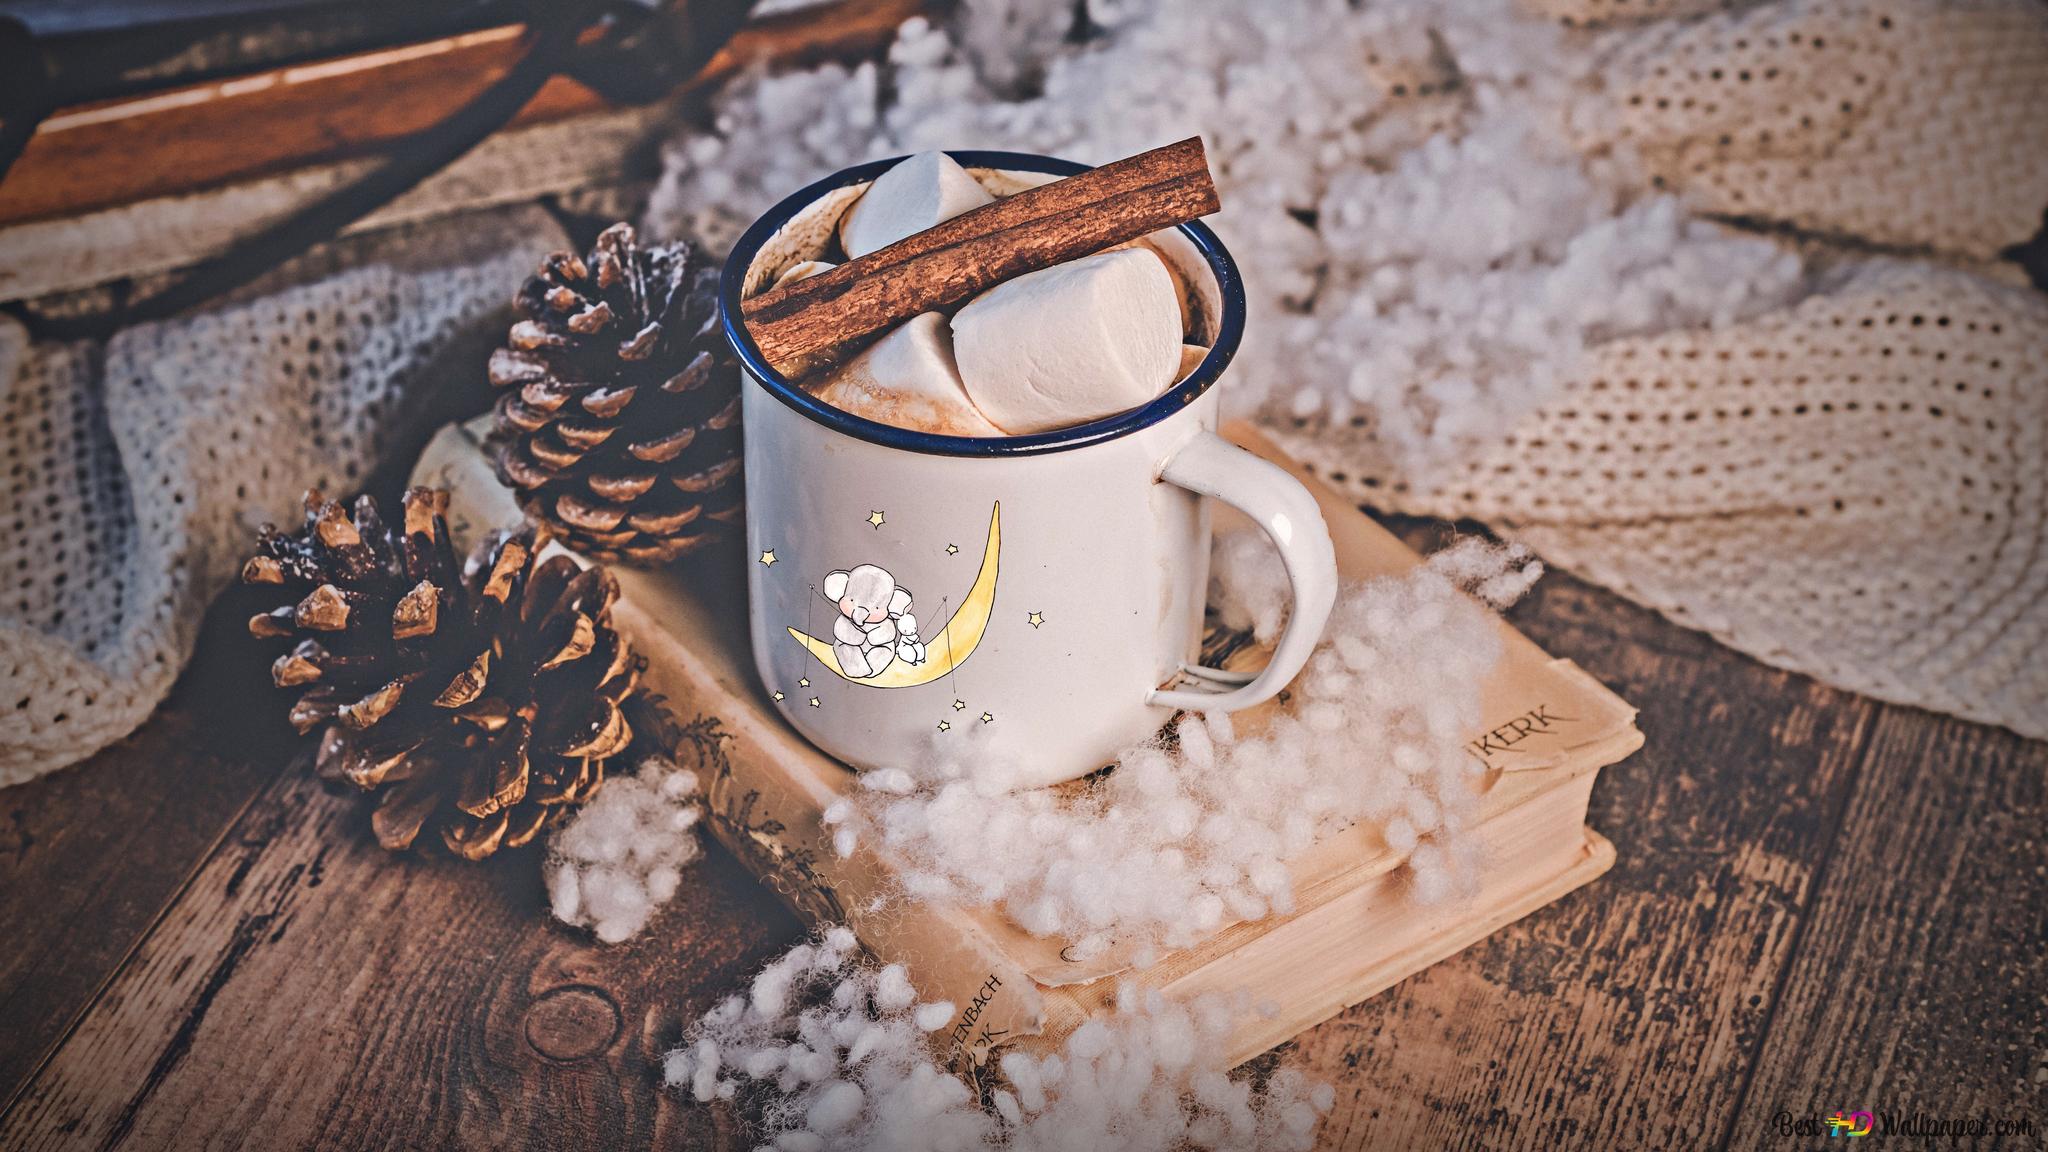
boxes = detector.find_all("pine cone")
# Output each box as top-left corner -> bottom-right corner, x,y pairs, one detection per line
490,223 -> 744,565
242,487 -> 642,859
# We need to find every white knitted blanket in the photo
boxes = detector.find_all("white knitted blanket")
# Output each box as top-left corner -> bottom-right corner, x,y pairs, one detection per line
0,207 -> 567,785
1278,261 -> 2048,737
1,0 -> 2043,784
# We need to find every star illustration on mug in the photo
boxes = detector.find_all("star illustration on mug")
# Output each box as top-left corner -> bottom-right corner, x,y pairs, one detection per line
952,699 -> 966,711
772,691 -> 785,702
946,543 -> 959,555
867,510 -> 886,529
937,720 -> 951,731
1027,611 -> 1045,628
759,549 -> 778,567
809,697 -> 822,708
799,677 -> 811,688
980,711 -> 995,724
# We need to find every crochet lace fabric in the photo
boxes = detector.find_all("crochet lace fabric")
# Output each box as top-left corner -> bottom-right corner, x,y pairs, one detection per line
1577,0 -> 2048,262
0,207 -> 566,785
1280,261 -> 2048,739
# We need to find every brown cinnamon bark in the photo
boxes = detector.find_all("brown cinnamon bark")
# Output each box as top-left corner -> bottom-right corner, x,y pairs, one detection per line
739,136 -> 1221,378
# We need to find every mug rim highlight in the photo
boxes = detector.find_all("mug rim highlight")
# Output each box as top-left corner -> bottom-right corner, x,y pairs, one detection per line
719,149 -> 1247,458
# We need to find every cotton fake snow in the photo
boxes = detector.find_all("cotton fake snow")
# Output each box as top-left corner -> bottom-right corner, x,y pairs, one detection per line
547,748 -> 704,943
665,929 -> 1333,1151
822,535 -> 1540,959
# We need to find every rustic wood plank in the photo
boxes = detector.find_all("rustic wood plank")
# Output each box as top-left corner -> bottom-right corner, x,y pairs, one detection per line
1722,710 -> 2048,1149
1295,547 -> 1880,1150
0,27 -> 601,228
0,591 -> 305,1108
0,0 -> 932,228
0,714 -> 800,1150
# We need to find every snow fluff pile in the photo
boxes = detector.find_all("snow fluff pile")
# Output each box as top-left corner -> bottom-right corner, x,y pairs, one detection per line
547,746 -> 704,943
823,537 -> 1541,962
1296,116 -> 1800,472
665,927 -> 1334,1151
646,0 -> 1804,474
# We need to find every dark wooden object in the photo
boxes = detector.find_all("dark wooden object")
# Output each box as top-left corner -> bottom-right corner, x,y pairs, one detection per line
0,518 -> 2039,1150
0,0 -> 932,227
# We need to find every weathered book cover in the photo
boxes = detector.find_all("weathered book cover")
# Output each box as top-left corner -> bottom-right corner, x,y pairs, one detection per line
415,417 -> 1641,1074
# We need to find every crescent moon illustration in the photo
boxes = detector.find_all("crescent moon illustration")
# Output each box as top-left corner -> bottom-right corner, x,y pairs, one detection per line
787,503 -> 1000,688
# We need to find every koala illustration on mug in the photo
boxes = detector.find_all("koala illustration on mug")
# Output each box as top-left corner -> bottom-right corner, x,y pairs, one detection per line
823,564 -> 927,679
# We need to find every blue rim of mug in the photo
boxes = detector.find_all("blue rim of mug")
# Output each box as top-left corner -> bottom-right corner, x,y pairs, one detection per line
719,149 -> 1246,458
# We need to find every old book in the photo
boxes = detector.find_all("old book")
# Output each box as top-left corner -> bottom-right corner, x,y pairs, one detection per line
414,416 -> 1642,1075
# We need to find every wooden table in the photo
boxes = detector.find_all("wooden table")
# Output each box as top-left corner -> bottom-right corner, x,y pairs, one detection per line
0,520 -> 2042,1150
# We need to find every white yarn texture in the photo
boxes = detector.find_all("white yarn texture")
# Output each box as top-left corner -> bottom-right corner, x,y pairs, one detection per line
663,926 -> 1335,1151
644,0 -> 2047,737
1284,261 -> 2048,738
1580,0 -> 2048,261
0,207 -> 566,785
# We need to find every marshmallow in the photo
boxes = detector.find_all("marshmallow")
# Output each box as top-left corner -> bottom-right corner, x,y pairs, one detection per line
838,151 -> 996,259
1135,239 -> 1193,337
775,260 -> 836,286
951,248 -> 1183,434
811,313 -> 1004,437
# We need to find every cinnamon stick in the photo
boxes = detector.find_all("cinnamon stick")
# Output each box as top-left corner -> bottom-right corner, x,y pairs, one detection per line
740,137 -> 1221,377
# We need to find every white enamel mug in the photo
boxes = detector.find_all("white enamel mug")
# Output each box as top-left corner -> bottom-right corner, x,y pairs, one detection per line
724,151 -> 1337,789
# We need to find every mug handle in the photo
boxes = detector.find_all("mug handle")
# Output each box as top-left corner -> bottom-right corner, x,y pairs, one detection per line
1150,431 -> 1339,713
